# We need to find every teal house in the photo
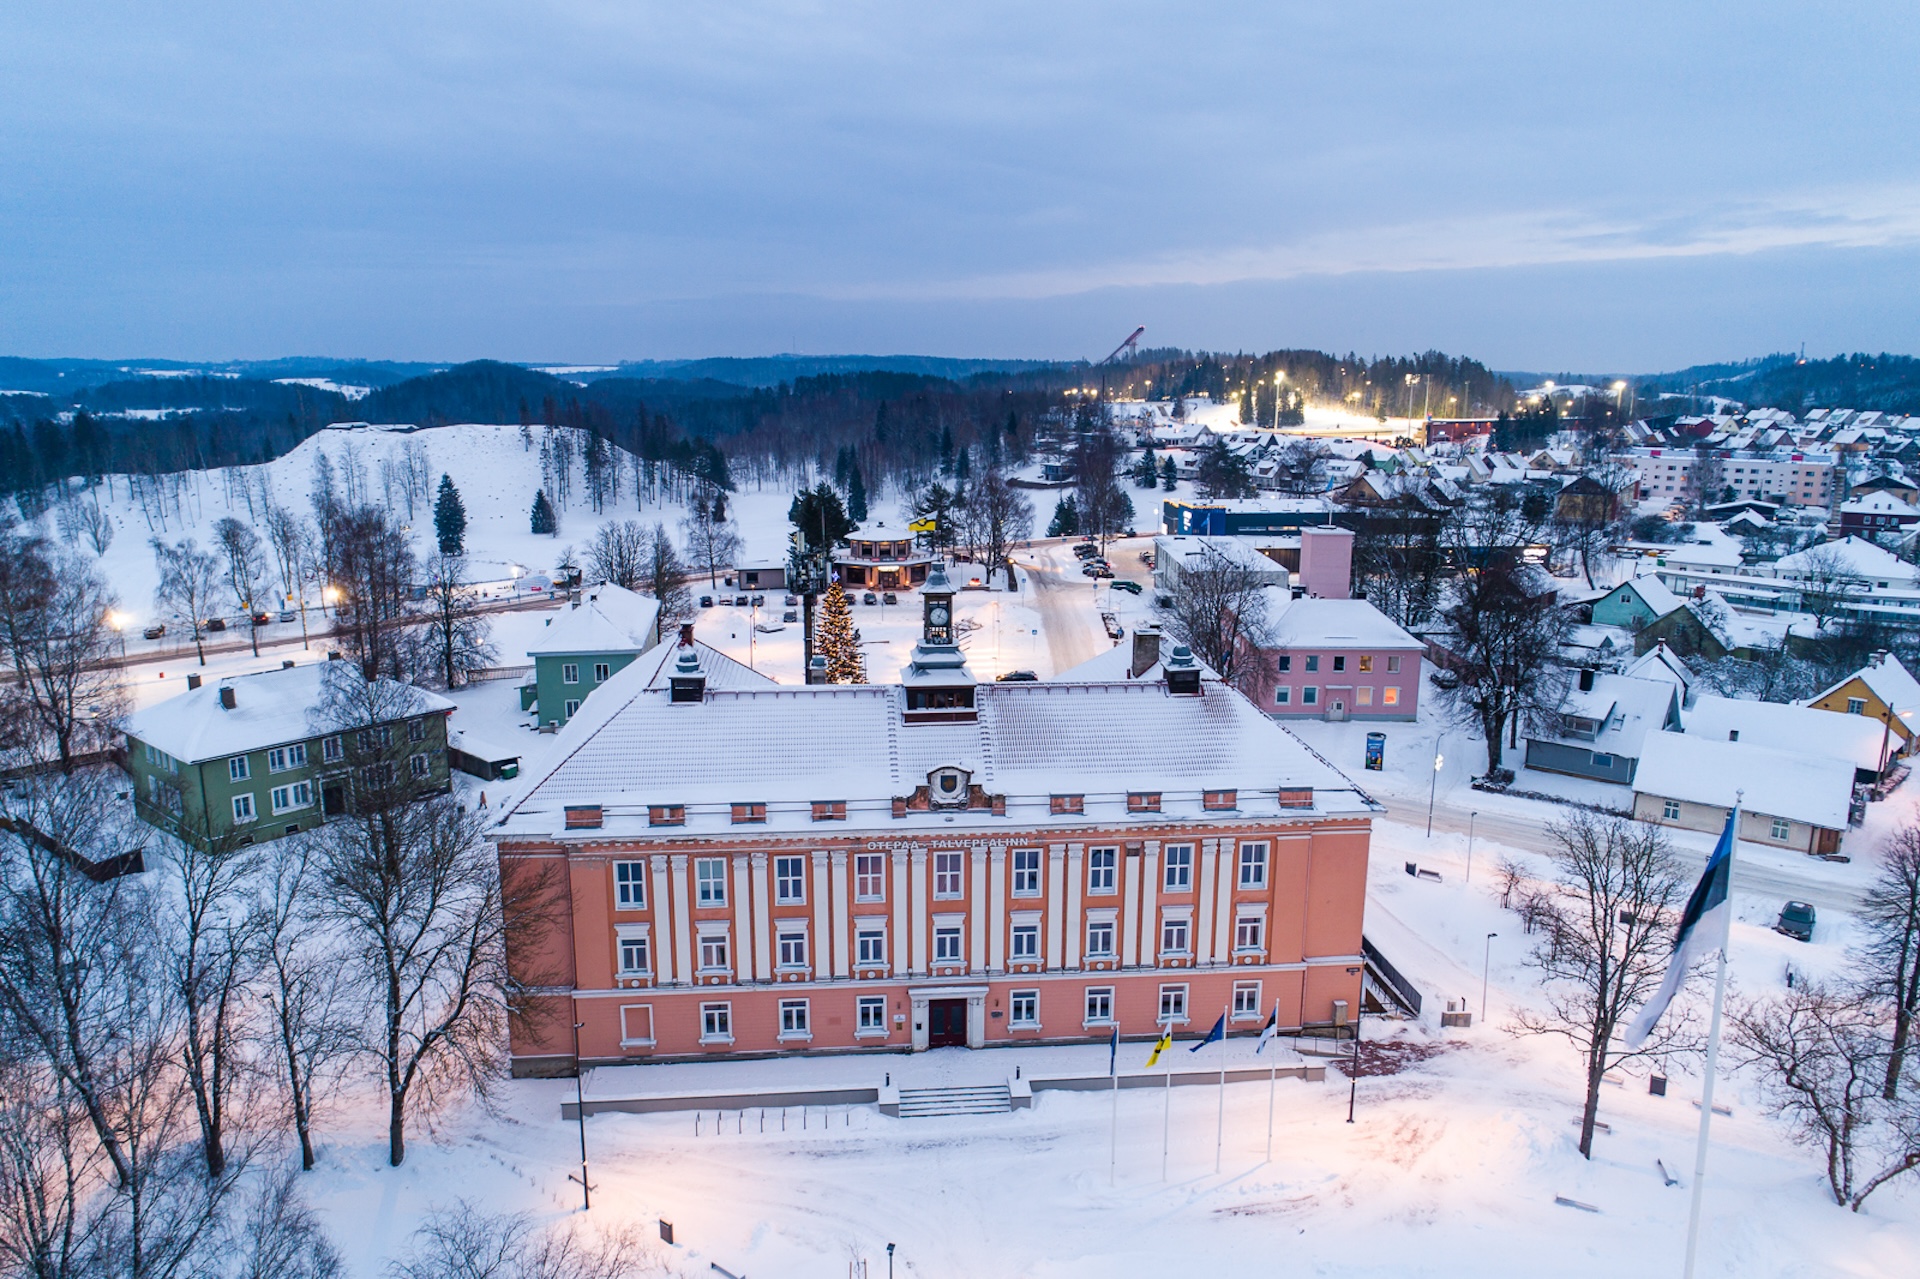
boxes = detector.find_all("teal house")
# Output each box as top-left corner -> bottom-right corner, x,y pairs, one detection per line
1590,576 -> 1683,630
121,661 -> 454,848
523,583 -> 662,726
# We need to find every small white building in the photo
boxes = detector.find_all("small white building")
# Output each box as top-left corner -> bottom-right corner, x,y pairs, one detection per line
1632,733 -> 1851,855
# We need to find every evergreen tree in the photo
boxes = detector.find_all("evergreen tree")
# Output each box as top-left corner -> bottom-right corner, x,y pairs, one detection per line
1136,446 -> 1159,488
1047,496 -> 1079,538
833,444 -> 852,490
816,582 -> 866,683
1240,382 -> 1255,424
955,445 -> 971,483
433,473 -> 468,555
530,489 -> 557,536
1161,456 -> 1178,491
711,490 -> 728,523
938,424 -> 955,475
847,463 -> 869,522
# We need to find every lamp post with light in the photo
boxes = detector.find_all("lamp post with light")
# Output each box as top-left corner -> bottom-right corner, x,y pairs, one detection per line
1482,933 -> 1499,1022
1465,810 -> 1478,883
1426,746 -> 1444,837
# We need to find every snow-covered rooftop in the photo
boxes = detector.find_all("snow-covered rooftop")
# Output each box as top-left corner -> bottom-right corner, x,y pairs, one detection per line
1547,673 -> 1677,759
1632,733 -> 1853,829
525,583 -> 662,657
1682,693 -> 1889,772
1812,651 -> 1920,715
121,662 -> 454,763
1617,575 -> 1682,617
1775,536 -> 1920,584
1257,593 -> 1425,650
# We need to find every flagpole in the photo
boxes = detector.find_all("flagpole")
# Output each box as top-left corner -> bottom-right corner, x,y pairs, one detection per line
1161,1056 -> 1171,1182
1682,798 -> 1738,1279
1266,1021 -> 1277,1162
1215,1002 -> 1228,1174
1109,1066 -> 1119,1187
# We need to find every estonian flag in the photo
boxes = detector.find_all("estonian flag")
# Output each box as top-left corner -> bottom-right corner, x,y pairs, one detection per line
1625,808 -> 1736,1048
1145,1028 -> 1173,1067
1109,1023 -> 1120,1076
1255,1002 -> 1279,1054
1189,1012 -> 1226,1052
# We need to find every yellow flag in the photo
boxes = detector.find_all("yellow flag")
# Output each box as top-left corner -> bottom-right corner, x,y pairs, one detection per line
1145,1029 -> 1172,1068
908,518 -> 937,534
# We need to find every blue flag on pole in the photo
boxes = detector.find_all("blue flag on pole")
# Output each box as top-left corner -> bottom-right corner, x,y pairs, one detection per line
1189,1012 -> 1225,1052
1255,1003 -> 1279,1054
1626,807 -> 1736,1048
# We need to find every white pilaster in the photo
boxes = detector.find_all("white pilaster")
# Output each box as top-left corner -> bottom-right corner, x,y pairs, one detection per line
732,853 -> 755,981
829,850 -> 851,979
811,850 -> 832,979
1121,843 -> 1142,968
1064,842 -> 1085,969
1139,840 -> 1161,969
890,848 -> 910,977
1213,837 -> 1237,961
1046,844 -> 1066,969
1195,838 -> 1218,966
750,852 -> 773,981
987,845 -> 1007,973
969,844 -> 989,974
666,854 -> 691,985
910,848 -> 930,974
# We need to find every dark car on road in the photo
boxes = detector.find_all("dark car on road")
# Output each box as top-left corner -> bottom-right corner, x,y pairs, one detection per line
862,592 -> 878,605
1082,563 -> 1113,578
700,595 -> 714,607
143,623 -> 166,640
1776,901 -> 1816,942
1111,580 -> 1143,595
996,670 -> 1039,682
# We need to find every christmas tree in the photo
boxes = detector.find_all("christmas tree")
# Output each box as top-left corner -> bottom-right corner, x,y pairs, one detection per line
530,489 -> 557,535
816,582 -> 866,683
434,473 -> 468,554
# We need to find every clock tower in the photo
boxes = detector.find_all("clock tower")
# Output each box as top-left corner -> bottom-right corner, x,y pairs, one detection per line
901,563 -> 976,723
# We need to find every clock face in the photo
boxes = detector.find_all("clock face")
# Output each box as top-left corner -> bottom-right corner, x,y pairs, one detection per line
929,605 -> 950,626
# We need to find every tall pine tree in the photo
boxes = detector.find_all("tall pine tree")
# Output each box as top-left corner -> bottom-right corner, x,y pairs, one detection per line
1047,497 -> 1079,537
847,463 -> 869,523
530,489 -> 557,535
434,473 -> 468,555
816,582 -> 866,683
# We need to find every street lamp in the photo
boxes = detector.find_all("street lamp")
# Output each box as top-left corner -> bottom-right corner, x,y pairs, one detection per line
1426,747 -> 1444,837
887,1243 -> 896,1279
1481,934 -> 1499,1023
569,1020 -> 592,1210
1345,965 -> 1363,1123
1465,810 -> 1478,883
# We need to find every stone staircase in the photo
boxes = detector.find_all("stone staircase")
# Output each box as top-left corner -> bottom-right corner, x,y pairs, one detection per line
893,1083 -> 1014,1118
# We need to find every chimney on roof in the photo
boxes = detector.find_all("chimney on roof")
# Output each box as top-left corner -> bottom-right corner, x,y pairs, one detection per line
679,623 -> 694,647
186,673 -> 202,690
1578,668 -> 1595,692
1164,645 -> 1202,696
1130,626 -> 1162,679
668,648 -> 706,704
218,686 -> 237,710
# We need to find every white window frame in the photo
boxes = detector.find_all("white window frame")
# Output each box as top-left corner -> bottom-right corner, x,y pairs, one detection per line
1158,983 -> 1189,1024
269,781 -> 312,815
854,852 -> 887,902
562,662 -> 580,685
1087,847 -> 1117,894
1009,989 -> 1040,1028
700,1001 -> 732,1043
1770,815 -> 1792,841
614,861 -> 646,909
619,1003 -> 654,1047
855,921 -> 887,968
1083,986 -> 1115,1026
1159,912 -> 1191,957
1164,845 -> 1193,891
1232,980 -> 1263,1020
228,756 -> 250,782
934,851 -> 965,899
322,736 -> 343,763
616,925 -> 651,977
774,855 -> 807,905
594,662 -> 611,683
778,998 -> 811,1040
1010,923 -> 1040,962
1275,686 -> 1291,705
697,926 -> 731,973
856,995 -> 888,1037
1085,916 -> 1116,959
695,857 -> 727,906
408,717 -> 427,743
1234,911 -> 1266,954
777,926 -> 809,970
1238,842 -> 1269,889
231,793 -> 255,823
1662,798 -> 1681,821
1303,686 -> 1319,705
409,753 -> 430,779
1011,847 -> 1042,896
564,698 -> 580,718
933,924 -> 963,964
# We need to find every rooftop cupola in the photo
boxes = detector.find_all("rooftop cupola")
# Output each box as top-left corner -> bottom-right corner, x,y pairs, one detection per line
901,562 -> 976,723
1164,644 -> 1202,696
668,645 -> 706,704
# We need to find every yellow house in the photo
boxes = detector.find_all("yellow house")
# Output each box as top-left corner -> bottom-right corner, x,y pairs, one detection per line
1807,652 -> 1920,768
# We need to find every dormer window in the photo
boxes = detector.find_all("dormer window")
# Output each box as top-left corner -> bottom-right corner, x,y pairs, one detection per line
1127,792 -> 1161,813
1050,794 -> 1084,816
811,801 -> 846,822
731,802 -> 766,824
1203,790 -> 1237,811
649,805 -> 685,826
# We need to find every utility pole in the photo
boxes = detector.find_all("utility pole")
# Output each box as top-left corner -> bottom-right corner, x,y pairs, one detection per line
1426,746 -> 1444,837
1481,934 -> 1498,1022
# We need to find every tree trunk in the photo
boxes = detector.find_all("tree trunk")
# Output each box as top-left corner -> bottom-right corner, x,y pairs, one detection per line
1887,959 -> 1918,1099
1480,708 -> 1505,773
1577,1055 -> 1604,1158
388,1092 -> 407,1167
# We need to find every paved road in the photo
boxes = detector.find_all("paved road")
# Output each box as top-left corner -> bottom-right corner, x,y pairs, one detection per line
1013,541 -> 1106,674
1384,792 -> 1869,915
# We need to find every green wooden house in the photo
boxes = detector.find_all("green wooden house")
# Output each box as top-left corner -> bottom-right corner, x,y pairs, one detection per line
121,661 -> 454,848
522,584 -> 662,726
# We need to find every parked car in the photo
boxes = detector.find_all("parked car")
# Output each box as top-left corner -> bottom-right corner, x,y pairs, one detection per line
996,670 -> 1039,682
277,609 -> 295,623
1112,579 -> 1143,595
1073,543 -> 1099,560
782,610 -> 798,622
862,592 -> 878,605
205,617 -> 226,632
1430,669 -> 1461,690
784,594 -> 799,606
1139,551 -> 1155,566
735,595 -> 750,606
142,623 -> 166,640
1082,563 -> 1113,578
754,621 -> 785,634
1775,901 -> 1816,942
883,592 -> 898,604
700,595 -> 714,608
751,594 -> 765,607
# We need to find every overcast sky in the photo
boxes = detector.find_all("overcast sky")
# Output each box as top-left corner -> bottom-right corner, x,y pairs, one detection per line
4,2 -> 1918,370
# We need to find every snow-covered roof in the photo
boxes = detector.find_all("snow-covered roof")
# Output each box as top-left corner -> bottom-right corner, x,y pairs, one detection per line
1775,536 -> 1920,584
1633,733 -> 1853,829
1256,592 -> 1425,650
525,584 -> 662,657
1812,652 -> 1920,715
1545,673 -> 1677,759
1839,494 -> 1920,519
121,662 -> 453,764
1615,575 -> 1682,616
1623,641 -> 1693,691
1152,536 -> 1290,582
495,653 -> 1374,841
1682,694 -> 1888,771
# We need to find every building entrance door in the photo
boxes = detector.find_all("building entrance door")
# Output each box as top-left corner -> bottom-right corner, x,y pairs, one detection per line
1328,699 -> 1348,722
927,998 -> 968,1047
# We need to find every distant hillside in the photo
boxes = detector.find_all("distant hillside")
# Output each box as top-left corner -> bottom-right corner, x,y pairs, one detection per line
1635,353 -> 1920,414
611,354 -> 1065,387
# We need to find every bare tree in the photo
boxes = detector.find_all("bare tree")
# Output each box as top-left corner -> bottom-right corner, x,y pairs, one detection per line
152,537 -> 224,666
213,517 -> 270,657
1156,543 -> 1269,685
0,1059 -> 104,1279
389,1201 -> 662,1279
228,1169 -> 343,1279
638,524 -> 693,646
1792,544 -> 1856,631
253,837 -> 354,1172
1073,418 -> 1134,549
1512,812 -> 1693,1157
587,520 -> 649,592
264,505 -> 319,650
1731,982 -> 1897,1208
0,526 -> 125,772
1859,824 -> 1920,1098
56,489 -> 115,556
968,468 -> 1032,589
331,507 -> 418,682
678,496 -> 741,588
1438,566 -> 1570,775
415,553 -> 497,691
